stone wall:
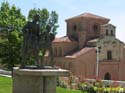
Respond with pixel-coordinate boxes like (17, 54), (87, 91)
(69, 48), (96, 80)
(99, 62), (119, 80)
(97, 37), (123, 61)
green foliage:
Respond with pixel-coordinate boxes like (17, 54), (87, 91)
(0, 1), (26, 70)
(57, 79), (68, 89)
(28, 8), (59, 35)
(0, 2), (59, 69)
(56, 87), (85, 93)
(27, 8), (59, 65)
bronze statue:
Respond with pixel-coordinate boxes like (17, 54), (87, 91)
(21, 14), (41, 68)
(21, 14), (55, 68)
(39, 24), (55, 66)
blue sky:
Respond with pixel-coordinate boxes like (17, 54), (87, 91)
(0, 0), (125, 42)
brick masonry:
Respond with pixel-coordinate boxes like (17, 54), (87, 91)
(45, 13), (125, 81)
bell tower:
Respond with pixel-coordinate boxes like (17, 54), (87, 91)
(101, 24), (116, 37)
(65, 13), (110, 49)
(65, 18), (87, 49)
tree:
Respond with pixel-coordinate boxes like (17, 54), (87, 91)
(28, 8), (59, 66)
(28, 8), (58, 34)
(0, 2), (26, 70)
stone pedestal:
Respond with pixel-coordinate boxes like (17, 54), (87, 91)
(13, 67), (69, 93)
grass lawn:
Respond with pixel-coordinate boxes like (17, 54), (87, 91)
(0, 76), (12, 93)
(0, 76), (85, 93)
(56, 87), (86, 93)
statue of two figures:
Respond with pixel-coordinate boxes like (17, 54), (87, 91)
(21, 14), (55, 68)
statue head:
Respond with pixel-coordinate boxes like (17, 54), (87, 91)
(33, 14), (40, 22)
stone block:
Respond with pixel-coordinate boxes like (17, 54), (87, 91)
(13, 67), (69, 93)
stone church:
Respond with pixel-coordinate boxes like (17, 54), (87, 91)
(45, 13), (125, 81)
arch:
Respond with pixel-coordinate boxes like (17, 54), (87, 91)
(58, 47), (62, 56)
(54, 48), (57, 56)
(73, 24), (77, 31)
(106, 29), (108, 35)
(107, 51), (112, 60)
(111, 30), (114, 36)
(93, 24), (99, 32)
(104, 72), (111, 80)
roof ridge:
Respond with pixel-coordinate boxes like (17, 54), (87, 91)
(53, 36), (77, 43)
(65, 12), (110, 21)
(66, 47), (94, 58)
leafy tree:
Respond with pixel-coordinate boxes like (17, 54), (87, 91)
(28, 8), (58, 34)
(0, 2), (26, 70)
(28, 8), (59, 66)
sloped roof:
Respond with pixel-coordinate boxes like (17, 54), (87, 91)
(45, 47), (94, 58)
(53, 36), (76, 43)
(66, 47), (94, 58)
(66, 13), (110, 21)
(87, 38), (99, 43)
(115, 38), (124, 44)
(86, 38), (98, 47)
(101, 24), (116, 28)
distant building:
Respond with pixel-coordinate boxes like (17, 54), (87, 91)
(45, 13), (125, 81)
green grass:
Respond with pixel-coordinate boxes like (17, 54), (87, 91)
(56, 87), (85, 93)
(0, 76), (12, 93)
(0, 76), (85, 93)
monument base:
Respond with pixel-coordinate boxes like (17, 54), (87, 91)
(13, 67), (69, 93)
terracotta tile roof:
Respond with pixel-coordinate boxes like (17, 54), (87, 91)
(53, 36), (76, 43)
(66, 13), (110, 21)
(66, 47), (94, 58)
(45, 47), (94, 58)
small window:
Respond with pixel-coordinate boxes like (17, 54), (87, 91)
(106, 29), (108, 35)
(54, 48), (57, 56)
(107, 51), (112, 60)
(93, 25), (98, 32)
(111, 30), (114, 36)
(104, 72), (111, 80)
(73, 25), (77, 31)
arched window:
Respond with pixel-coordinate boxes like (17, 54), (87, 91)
(104, 72), (111, 80)
(58, 47), (62, 56)
(73, 24), (77, 31)
(107, 51), (112, 60)
(111, 30), (114, 36)
(93, 25), (99, 32)
(106, 29), (108, 35)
